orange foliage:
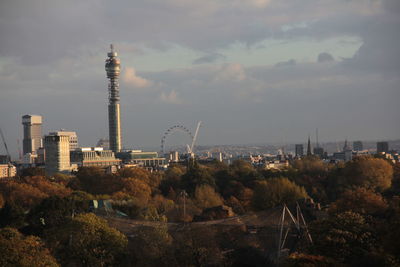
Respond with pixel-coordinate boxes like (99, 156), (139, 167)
(121, 178), (152, 205)
(329, 187), (388, 216)
(24, 176), (71, 198)
(0, 181), (47, 208)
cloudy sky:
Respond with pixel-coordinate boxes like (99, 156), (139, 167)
(0, 0), (399, 156)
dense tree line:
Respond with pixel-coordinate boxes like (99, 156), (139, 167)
(0, 155), (399, 266)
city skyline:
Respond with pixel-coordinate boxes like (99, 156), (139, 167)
(0, 0), (399, 156)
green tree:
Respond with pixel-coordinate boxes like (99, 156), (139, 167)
(252, 178), (308, 210)
(0, 227), (59, 267)
(48, 213), (128, 267)
(309, 211), (376, 264)
(27, 196), (80, 236)
(75, 167), (123, 195)
(181, 162), (215, 195)
(0, 202), (26, 229)
(128, 225), (172, 266)
(20, 167), (45, 177)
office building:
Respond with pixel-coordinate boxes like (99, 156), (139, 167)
(49, 130), (79, 151)
(44, 133), (71, 175)
(377, 141), (389, 154)
(105, 45), (122, 153)
(169, 151), (179, 162)
(353, 141), (363, 151)
(212, 152), (223, 162)
(0, 164), (16, 178)
(313, 147), (324, 158)
(295, 144), (304, 157)
(22, 115), (42, 155)
(70, 147), (120, 168)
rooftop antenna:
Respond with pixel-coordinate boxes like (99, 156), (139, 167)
(316, 128), (319, 148)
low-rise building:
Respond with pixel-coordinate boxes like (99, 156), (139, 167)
(70, 147), (121, 168)
(116, 150), (167, 170)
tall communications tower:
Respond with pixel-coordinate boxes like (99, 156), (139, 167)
(105, 44), (122, 153)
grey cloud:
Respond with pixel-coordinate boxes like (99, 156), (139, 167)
(275, 59), (296, 67)
(318, 52), (334, 63)
(192, 53), (226, 64)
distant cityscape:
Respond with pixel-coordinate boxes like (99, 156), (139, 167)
(0, 45), (399, 178)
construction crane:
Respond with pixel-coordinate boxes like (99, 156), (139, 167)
(187, 121), (202, 154)
(0, 128), (11, 163)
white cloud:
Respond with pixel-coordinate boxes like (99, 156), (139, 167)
(159, 90), (183, 104)
(123, 67), (152, 88)
(214, 63), (246, 82)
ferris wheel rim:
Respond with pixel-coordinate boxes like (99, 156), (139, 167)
(161, 124), (194, 154)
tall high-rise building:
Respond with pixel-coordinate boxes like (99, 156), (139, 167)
(44, 133), (71, 175)
(105, 44), (122, 153)
(295, 144), (304, 157)
(377, 141), (389, 154)
(22, 115), (42, 155)
(49, 130), (79, 151)
(353, 141), (363, 151)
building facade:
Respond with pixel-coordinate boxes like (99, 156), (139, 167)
(377, 141), (389, 154)
(44, 133), (71, 175)
(0, 164), (17, 178)
(22, 115), (42, 155)
(117, 150), (167, 170)
(295, 144), (304, 157)
(70, 147), (121, 168)
(353, 141), (363, 151)
(49, 130), (79, 151)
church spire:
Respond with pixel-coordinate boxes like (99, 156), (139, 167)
(307, 135), (312, 156)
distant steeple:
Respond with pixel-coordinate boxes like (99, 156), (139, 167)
(343, 139), (350, 151)
(307, 135), (312, 156)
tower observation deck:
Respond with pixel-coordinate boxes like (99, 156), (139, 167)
(105, 44), (122, 153)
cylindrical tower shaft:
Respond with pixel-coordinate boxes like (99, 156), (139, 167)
(105, 44), (122, 153)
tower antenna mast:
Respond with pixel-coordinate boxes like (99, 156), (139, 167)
(105, 44), (122, 153)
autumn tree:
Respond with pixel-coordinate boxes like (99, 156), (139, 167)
(329, 187), (388, 216)
(252, 178), (308, 210)
(0, 227), (59, 267)
(230, 160), (262, 184)
(0, 181), (47, 208)
(47, 213), (128, 267)
(342, 156), (393, 191)
(194, 184), (224, 209)
(121, 178), (152, 206)
(23, 176), (72, 198)
(128, 225), (172, 266)
(0, 192), (4, 208)
(292, 156), (328, 174)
